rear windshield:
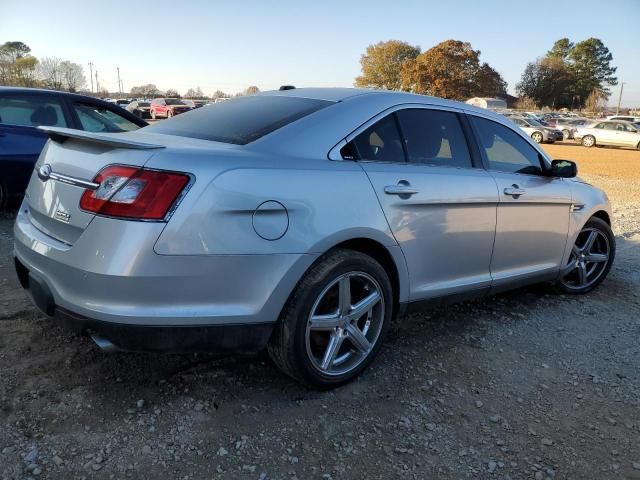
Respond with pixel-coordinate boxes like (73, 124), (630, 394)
(145, 95), (334, 144)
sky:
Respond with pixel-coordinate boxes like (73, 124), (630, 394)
(1, 0), (639, 106)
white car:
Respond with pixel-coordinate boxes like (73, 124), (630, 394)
(606, 115), (640, 123)
(575, 120), (640, 149)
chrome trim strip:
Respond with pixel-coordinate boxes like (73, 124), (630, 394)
(38, 164), (99, 190)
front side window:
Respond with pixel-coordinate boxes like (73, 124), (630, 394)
(471, 116), (544, 176)
(0, 95), (67, 127)
(74, 103), (141, 132)
(350, 114), (404, 162)
(396, 109), (472, 168)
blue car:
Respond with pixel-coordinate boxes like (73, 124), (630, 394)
(0, 87), (147, 208)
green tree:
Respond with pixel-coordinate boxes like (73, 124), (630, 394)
(401, 40), (506, 99)
(547, 38), (574, 61)
(0, 41), (39, 86)
(569, 38), (617, 102)
(516, 56), (575, 108)
(355, 40), (420, 90)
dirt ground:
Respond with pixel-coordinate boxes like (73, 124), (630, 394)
(1, 143), (639, 480)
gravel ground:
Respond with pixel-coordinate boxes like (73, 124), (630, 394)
(1, 144), (639, 480)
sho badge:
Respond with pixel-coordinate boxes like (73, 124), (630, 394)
(54, 209), (71, 223)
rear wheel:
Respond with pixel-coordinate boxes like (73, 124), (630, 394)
(531, 131), (543, 144)
(268, 249), (393, 388)
(562, 129), (571, 140)
(557, 217), (615, 294)
(582, 135), (596, 148)
(150, 109), (156, 120)
(167, 109), (173, 119)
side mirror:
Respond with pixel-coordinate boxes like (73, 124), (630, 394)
(551, 159), (577, 178)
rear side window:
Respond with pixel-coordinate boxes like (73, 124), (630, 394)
(145, 95), (333, 145)
(74, 103), (141, 133)
(471, 116), (544, 176)
(0, 95), (67, 127)
(396, 109), (472, 168)
(351, 114), (404, 162)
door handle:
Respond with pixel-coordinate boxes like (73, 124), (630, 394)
(384, 185), (419, 196)
(503, 184), (526, 197)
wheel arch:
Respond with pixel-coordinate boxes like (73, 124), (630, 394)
(591, 210), (611, 226)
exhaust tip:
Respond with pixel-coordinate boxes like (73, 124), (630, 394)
(90, 333), (120, 352)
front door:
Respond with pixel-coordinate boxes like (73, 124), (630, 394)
(469, 115), (571, 287)
(345, 106), (499, 301)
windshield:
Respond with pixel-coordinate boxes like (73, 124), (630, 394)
(166, 99), (185, 105)
(145, 95), (333, 144)
(138, 102), (150, 107)
(526, 118), (543, 126)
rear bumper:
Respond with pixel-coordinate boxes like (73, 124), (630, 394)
(14, 203), (318, 332)
(15, 255), (274, 352)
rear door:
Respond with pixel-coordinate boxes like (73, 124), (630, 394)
(469, 115), (571, 287)
(350, 105), (498, 301)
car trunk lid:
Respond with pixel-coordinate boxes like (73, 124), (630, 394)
(25, 127), (165, 245)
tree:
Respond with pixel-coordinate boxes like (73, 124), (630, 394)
(130, 84), (162, 98)
(516, 56), (574, 108)
(185, 86), (205, 98)
(355, 40), (420, 90)
(211, 89), (230, 99)
(38, 56), (64, 89)
(0, 41), (39, 86)
(165, 88), (180, 98)
(547, 38), (574, 61)
(244, 85), (260, 95)
(59, 61), (86, 92)
(569, 38), (617, 101)
(515, 96), (537, 110)
(584, 87), (606, 113)
(401, 39), (506, 99)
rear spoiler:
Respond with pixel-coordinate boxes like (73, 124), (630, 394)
(38, 126), (165, 150)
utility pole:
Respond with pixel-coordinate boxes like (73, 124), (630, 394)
(117, 67), (121, 96)
(616, 82), (625, 115)
(88, 62), (94, 93)
(95, 70), (99, 95)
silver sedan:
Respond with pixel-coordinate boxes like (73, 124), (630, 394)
(14, 88), (615, 388)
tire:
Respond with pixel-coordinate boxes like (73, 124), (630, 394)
(150, 109), (156, 120)
(582, 135), (596, 148)
(531, 131), (543, 144)
(562, 129), (571, 140)
(556, 217), (615, 294)
(268, 248), (393, 389)
(167, 109), (173, 119)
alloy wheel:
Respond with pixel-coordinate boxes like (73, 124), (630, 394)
(532, 132), (543, 143)
(305, 271), (385, 377)
(560, 227), (610, 291)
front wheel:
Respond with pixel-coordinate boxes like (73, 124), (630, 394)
(562, 129), (571, 140)
(556, 217), (615, 294)
(582, 135), (596, 148)
(167, 109), (173, 118)
(531, 131), (544, 144)
(150, 110), (156, 120)
(268, 249), (393, 388)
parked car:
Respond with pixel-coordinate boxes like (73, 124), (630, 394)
(575, 120), (640, 149)
(149, 98), (191, 119)
(182, 99), (196, 109)
(550, 118), (590, 140)
(509, 116), (561, 143)
(14, 88), (615, 388)
(109, 99), (131, 110)
(0, 87), (147, 208)
(126, 100), (152, 119)
(606, 115), (640, 123)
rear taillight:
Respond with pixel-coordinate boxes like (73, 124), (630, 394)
(80, 165), (190, 220)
